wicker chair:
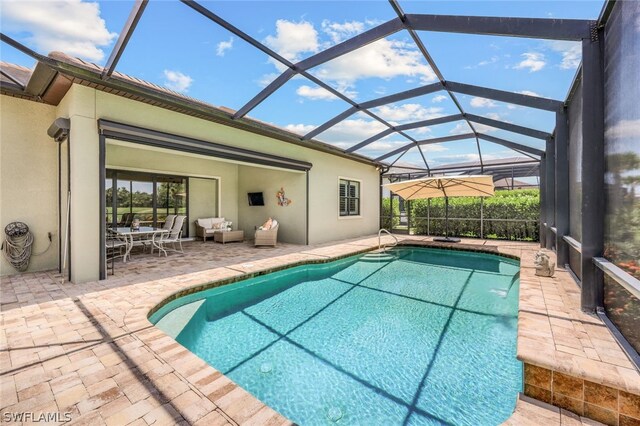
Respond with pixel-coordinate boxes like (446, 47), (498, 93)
(254, 223), (279, 247)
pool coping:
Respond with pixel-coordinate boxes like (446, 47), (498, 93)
(120, 237), (638, 424)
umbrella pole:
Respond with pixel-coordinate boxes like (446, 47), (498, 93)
(445, 196), (449, 238)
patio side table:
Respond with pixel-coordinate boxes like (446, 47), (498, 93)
(214, 230), (244, 244)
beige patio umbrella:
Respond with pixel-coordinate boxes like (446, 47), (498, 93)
(383, 175), (495, 242)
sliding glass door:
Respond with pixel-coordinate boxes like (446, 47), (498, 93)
(106, 170), (189, 236)
(156, 176), (187, 229)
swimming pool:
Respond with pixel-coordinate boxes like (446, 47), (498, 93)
(151, 247), (522, 425)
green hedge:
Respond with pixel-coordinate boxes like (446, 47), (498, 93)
(383, 189), (540, 241)
(381, 197), (400, 229)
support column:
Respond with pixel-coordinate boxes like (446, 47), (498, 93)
(539, 155), (546, 248)
(580, 26), (605, 312)
(545, 136), (556, 250)
(555, 108), (570, 267)
(69, 116), (100, 283)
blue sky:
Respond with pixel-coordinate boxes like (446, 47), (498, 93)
(1, 0), (605, 169)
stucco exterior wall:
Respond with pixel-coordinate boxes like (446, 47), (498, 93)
(0, 96), (59, 276)
(92, 88), (380, 244)
(237, 166), (307, 245)
(2, 83), (380, 281)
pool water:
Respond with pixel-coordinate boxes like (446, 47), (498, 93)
(151, 247), (522, 425)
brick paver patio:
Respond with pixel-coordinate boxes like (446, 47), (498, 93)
(1, 235), (637, 425)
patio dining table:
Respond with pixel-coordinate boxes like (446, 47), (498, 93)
(111, 227), (169, 262)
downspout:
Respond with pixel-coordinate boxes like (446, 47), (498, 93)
(99, 133), (106, 280)
(67, 133), (71, 282)
(379, 168), (383, 229)
(58, 140), (62, 272)
(47, 118), (70, 277)
(379, 166), (389, 229)
(306, 170), (309, 245)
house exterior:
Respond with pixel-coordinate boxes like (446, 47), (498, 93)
(0, 53), (381, 283)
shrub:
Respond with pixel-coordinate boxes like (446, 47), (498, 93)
(384, 189), (540, 241)
(381, 197), (400, 229)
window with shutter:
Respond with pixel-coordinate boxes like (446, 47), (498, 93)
(339, 179), (360, 216)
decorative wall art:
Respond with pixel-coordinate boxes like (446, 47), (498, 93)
(276, 187), (292, 206)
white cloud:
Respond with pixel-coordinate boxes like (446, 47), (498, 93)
(261, 20), (435, 96)
(284, 123), (316, 135)
(374, 104), (443, 123)
(361, 141), (404, 151)
(449, 122), (474, 135)
(314, 39), (437, 87)
(357, 140), (412, 153)
(432, 95), (448, 103)
(288, 113), (404, 150)
(360, 140), (447, 157)
(1, 0), (117, 62)
(264, 19), (319, 63)
(296, 85), (339, 101)
(412, 127), (432, 136)
(506, 91), (541, 110)
(474, 123), (500, 133)
(605, 119), (640, 139)
(430, 153), (507, 166)
(286, 117), (449, 159)
(323, 117), (389, 143)
(321, 20), (365, 44)
(163, 70), (193, 93)
(216, 37), (233, 56)
(421, 144), (448, 153)
(374, 87), (387, 95)
(514, 52), (546, 72)
(464, 55), (499, 69)
(470, 97), (498, 108)
(286, 115), (387, 146)
(432, 153), (483, 163)
(450, 115), (500, 134)
(484, 112), (502, 120)
(546, 41), (581, 70)
(257, 73), (280, 88)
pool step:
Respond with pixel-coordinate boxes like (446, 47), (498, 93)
(361, 251), (398, 262)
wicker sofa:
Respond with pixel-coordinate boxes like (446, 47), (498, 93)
(195, 217), (228, 242)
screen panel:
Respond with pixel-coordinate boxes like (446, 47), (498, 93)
(567, 77), (583, 279)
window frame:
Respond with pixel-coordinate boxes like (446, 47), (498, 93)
(338, 177), (362, 219)
(106, 168), (190, 237)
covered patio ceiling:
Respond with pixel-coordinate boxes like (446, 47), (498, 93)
(0, 0), (605, 176)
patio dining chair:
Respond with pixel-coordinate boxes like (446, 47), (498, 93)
(162, 215), (177, 231)
(149, 215), (177, 254)
(106, 234), (127, 275)
(156, 215), (186, 256)
(119, 212), (134, 227)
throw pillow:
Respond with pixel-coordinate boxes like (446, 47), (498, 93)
(270, 219), (278, 230)
(262, 218), (272, 229)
